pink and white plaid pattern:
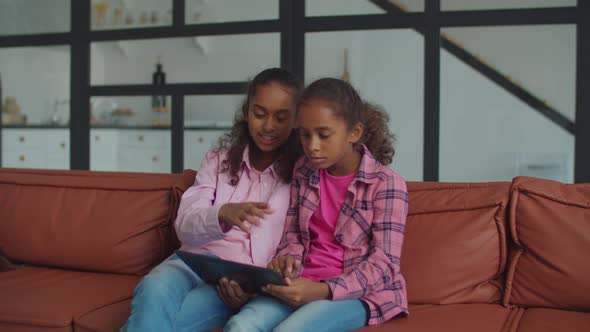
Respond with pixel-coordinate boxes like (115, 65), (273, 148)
(276, 146), (409, 325)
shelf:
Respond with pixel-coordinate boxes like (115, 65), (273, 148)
(1, 125), (232, 131)
(0, 125), (69, 129)
(184, 126), (231, 131)
(91, 125), (172, 130)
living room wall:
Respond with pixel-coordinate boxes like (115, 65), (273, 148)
(0, 0), (586, 183)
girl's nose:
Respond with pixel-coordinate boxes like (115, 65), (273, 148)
(309, 136), (320, 151)
(263, 118), (274, 132)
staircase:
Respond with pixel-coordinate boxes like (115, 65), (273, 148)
(369, 0), (575, 134)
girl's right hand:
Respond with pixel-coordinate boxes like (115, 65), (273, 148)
(268, 256), (301, 278)
(217, 278), (254, 310)
(218, 202), (273, 233)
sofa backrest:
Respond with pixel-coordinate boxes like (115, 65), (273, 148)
(503, 176), (590, 311)
(0, 168), (195, 275)
(402, 181), (510, 305)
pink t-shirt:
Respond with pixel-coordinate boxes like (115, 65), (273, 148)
(301, 169), (356, 281)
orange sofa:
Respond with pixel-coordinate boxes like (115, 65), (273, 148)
(0, 168), (588, 332)
(0, 168), (195, 332)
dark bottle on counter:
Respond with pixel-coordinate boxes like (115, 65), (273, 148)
(151, 61), (170, 126)
(151, 61), (166, 112)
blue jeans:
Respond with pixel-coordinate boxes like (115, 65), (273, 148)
(224, 295), (368, 332)
(121, 254), (233, 332)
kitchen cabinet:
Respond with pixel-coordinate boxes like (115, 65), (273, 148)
(118, 130), (171, 173)
(1, 129), (69, 169)
(91, 129), (171, 173)
(90, 129), (119, 171)
(184, 129), (227, 170)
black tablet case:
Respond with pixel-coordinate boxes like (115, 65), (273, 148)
(176, 250), (286, 293)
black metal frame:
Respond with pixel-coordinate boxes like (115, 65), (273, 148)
(70, 0), (91, 170)
(280, 0), (305, 80)
(575, 2), (589, 183)
(423, 0), (441, 181)
(0, 0), (587, 182)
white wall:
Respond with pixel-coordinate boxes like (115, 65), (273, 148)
(441, 0), (576, 11)
(440, 49), (574, 182)
(305, 0), (384, 16)
(186, 0), (277, 23)
(305, 26), (575, 182)
(386, 0), (574, 12)
(0, 46), (70, 125)
(0, 0), (70, 35)
(90, 33), (278, 126)
(443, 25), (576, 121)
(306, 30), (425, 181)
(305, 0), (577, 15)
(184, 94), (243, 127)
(91, 33), (279, 85)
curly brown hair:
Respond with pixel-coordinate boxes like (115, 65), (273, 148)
(217, 68), (302, 185)
(298, 78), (395, 165)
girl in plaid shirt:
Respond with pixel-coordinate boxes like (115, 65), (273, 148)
(225, 78), (409, 332)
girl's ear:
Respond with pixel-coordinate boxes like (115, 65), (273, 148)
(348, 122), (364, 144)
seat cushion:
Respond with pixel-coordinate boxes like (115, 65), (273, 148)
(516, 308), (590, 332)
(504, 176), (590, 311)
(0, 168), (195, 275)
(355, 304), (514, 332)
(402, 182), (510, 304)
(74, 300), (131, 332)
(0, 267), (139, 332)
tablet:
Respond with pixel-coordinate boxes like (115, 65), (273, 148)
(176, 250), (287, 293)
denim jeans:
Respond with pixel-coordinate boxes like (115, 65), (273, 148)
(224, 295), (368, 332)
(120, 254), (233, 332)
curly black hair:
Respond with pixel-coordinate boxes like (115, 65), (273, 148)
(298, 78), (395, 165)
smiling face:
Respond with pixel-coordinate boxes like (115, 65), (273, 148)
(297, 98), (363, 176)
(246, 82), (297, 156)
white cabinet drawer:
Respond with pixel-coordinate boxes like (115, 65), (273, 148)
(118, 130), (171, 173)
(2, 149), (47, 169)
(2, 129), (50, 150)
(91, 129), (119, 146)
(90, 129), (119, 171)
(118, 148), (170, 173)
(119, 130), (170, 149)
(46, 153), (70, 170)
(1, 129), (69, 169)
(184, 130), (227, 170)
(46, 137), (69, 154)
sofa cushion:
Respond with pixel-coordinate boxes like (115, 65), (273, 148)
(503, 176), (590, 311)
(401, 182), (510, 305)
(0, 168), (195, 275)
(0, 267), (139, 332)
(356, 304), (514, 332)
(74, 300), (131, 332)
(515, 308), (590, 332)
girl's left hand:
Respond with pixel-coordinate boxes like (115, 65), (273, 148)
(262, 278), (331, 307)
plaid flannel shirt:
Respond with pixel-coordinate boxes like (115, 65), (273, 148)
(276, 146), (409, 325)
